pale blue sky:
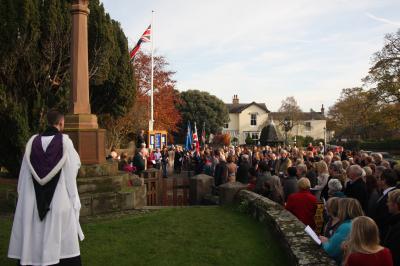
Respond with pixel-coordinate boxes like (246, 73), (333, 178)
(101, 0), (400, 111)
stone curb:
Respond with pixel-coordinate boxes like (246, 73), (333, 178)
(237, 190), (336, 266)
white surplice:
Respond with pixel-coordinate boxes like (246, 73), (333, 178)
(8, 134), (84, 266)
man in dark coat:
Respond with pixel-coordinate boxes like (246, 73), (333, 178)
(374, 169), (398, 240)
(136, 130), (146, 149)
(133, 148), (145, 175)
(267, 153), (277, 176)
(236, 154), (251, 184)
(283, 166), (299, 201)
(174, 147), (183, 174)
(344, 165), (368, 212)
(275, 150), (292, 176)
(214, 154), (228, 187)
(255, 161), (271, 194)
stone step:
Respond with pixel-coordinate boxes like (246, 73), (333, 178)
(77, 174), (128, 194)
(78, 160), (119, 178)
(202, 194), (219, 205)
(80, 186), (146, 217)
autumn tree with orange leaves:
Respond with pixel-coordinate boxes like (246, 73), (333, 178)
(132, 52), (182, 135)
(99, 52), (181, 148)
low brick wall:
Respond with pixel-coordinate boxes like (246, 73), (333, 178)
(237, 190), (336, 266)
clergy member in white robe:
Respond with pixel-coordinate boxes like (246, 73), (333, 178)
(8, 110), (84, 266)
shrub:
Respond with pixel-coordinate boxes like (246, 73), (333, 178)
(245, 135), (255, 145)
(360, 139), (400, 151)
(303, 136), (314, 146)
(212, 133), (231, 146)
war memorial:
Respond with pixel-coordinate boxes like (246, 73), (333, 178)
(1, 0), (400, 265)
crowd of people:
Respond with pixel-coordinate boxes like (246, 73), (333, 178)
(110, 140), (400, 266)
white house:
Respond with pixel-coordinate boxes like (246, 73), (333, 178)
(270, 107), (327, 141)
(223, 95), (270, 144)
(223, 95), (327, 145)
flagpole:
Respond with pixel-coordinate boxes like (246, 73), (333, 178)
(203, 121), (206, 146)
(149, 10), (155, 132)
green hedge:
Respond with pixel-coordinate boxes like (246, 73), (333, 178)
(333, 139), (400, 151)
(360, 139), (400, 151)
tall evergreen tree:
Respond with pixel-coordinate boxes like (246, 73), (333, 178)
(0, 0), (135, 176)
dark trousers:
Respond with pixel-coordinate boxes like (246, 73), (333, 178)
(174, 164), (182, 174)
(162, 163), (168, 177)
(18, 256), (82, 266)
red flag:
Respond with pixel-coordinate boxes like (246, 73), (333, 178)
(130, 25), (151, 60)
(193, 123), (200, 152)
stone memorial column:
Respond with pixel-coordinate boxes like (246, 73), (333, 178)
(64, 0), (105, 164)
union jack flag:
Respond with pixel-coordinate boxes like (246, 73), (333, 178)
(193, 122), (200, 152)
(130, 25), (151, 60)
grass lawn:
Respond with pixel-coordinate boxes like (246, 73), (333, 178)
(0, 183), (16, 193)
(1, 206), (290, 266)
(0, 183), (16, 214)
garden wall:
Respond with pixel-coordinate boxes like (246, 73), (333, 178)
(237, 190), (336, 266)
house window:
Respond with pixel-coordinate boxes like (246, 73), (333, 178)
(224, 123), (229, 129)
(251, 132), (259, 140)
(250, 114), (257, 126)
(304, 122), (311, 131)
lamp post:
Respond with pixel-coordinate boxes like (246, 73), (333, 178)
(283, 117), (293, 147)
(323, 126), (327, 155)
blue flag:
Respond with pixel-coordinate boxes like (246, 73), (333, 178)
(185, 121), (192, 151)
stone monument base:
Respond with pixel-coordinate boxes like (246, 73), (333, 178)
(64, 113), (99, 129)
(77, 161), (146, 216)
(64, 128), (106, 165)
(64, 113), (106, 165)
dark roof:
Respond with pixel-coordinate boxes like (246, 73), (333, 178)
(226, 102), (270, 113)
(262, 121), (284, 144)
(269, 111), (325, 120)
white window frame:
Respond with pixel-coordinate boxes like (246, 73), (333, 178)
(250, 114), (257, 126)
(304, 121), (312, 132)
(244, 131), (259, 141)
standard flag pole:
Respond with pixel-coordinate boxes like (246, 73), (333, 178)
(202, 122), (206, 146)
(149, 10), (155, 131)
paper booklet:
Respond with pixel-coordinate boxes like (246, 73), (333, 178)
(305, 225), (322, 245)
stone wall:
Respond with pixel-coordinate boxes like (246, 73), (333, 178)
(237, 190), (336, 266)
(78, 161), (146, 216)
(189, 174), (214, 205)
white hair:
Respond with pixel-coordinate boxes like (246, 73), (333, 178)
(328, 179), (342, 192)
(348, 165), (364, 178)
(241, 154), (249, 160)
(296, 164), (307, 173)
(371, 153), (383, 161)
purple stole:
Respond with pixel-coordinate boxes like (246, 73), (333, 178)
(30, 129), (63, 220)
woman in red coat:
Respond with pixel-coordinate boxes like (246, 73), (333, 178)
(285, 177), (317, 229)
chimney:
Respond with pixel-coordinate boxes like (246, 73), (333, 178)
(232, 94), (239, 105)
(321, 104), (325, 115)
